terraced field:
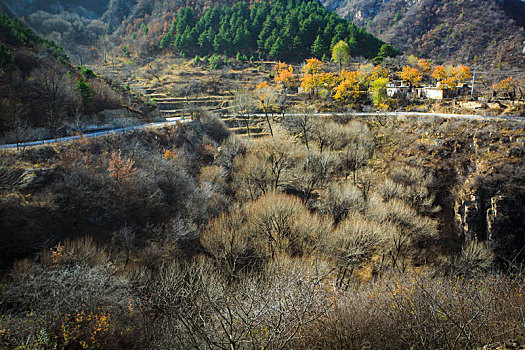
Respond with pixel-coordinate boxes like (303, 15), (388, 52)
(95, 60), (286, 138)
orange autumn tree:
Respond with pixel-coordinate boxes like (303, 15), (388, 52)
(453, 65), (472, 82)
(432, 65), (472, 90)
(300, 58), (326, 96)
(273, 61), (295, 90)
(431, 65), (447, 82)
(493, 77), (520, 100)
(399, 65), (423, 87)
(334, 70), (362, 102)
(416, 59), (431, 75)
(108, 151), (136, 183)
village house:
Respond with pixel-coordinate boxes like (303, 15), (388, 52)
(387, 81), (411, 98)
(388, 80), (472, 100)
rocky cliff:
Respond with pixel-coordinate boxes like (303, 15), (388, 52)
(321, 0), (525, 68)
(455, 165), (525, 261)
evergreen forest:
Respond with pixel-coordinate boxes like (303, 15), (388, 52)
(159, 0), (398, 61)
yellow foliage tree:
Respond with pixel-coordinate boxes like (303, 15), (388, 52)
(493, 77), (520, 100)
(399, 65), (422, 86)
(301, 58), (325, 75)
(371, 65), (389, 80)
(274, 62), (295, 89)
(431, 65), (447, 82)
(333, 70), (362, 102)
(416, 59), (431, 74)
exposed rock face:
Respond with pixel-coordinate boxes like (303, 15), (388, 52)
(455, 176), (525, 258)
(321, 0), (525, 68)
(17, 167), (55, 190)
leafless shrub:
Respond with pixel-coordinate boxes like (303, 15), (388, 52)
(196, 112), (231, 144)
(338, 121), (375, 183)
(142, 257), (334, 349)
(90, 79), (121, 110)
(233, 134), (304, 200)
(287, 150), (339, 203)
(215, 135), (248, 174)
(379, 165), (440, 214)
(325, 213), (386, 288)
(2, 260), (130, 348)
(317, 181), (366, 224)
(40, 236), (110, 268)
(0, 155), (20, 192)
(288, 210), (334, 256)
(368, 194), (439, 270)
(454, 240), (495, 276)
(298, 272), (525, 350)
(244, 192), (308, 257)
(201, 205), (267, 278)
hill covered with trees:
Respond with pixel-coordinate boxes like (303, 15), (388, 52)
(159, 0), (398, 61)
(0, 0), (398, 64)
(321, 0), (525, 69)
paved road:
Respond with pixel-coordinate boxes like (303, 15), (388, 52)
(1, 112), (523, 150)
(0, 117), (189, 150)
(247, 111), (525, 121)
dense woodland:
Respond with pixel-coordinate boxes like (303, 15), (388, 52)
(159, 0), (397, 61)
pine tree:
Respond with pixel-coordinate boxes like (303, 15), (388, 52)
(311, 35), (325, 58)
(269, 37), (285, 59)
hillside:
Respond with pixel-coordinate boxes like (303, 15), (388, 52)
(321, 0), (525, 68)
(0, 0), (240, 62)
(0, 12), (152, 145)
(8, 0), (109, 18)
(157, 0), (396, 62)
(1, 106), (525, 348)
(0, 0), (397, 63)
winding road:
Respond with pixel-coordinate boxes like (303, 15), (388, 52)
(1, 112), (523, 150)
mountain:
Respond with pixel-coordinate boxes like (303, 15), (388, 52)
(1, 0), (396, 63)
(0, 0), (240, 62)
(321, 0), (525, 68)
(5, 0), (110, 18)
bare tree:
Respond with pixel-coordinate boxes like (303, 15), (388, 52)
(317, 181), (366, 224)
(289, 150), (338, 203)
(233, 133), (304, 199)
(283, 107), (316, 150)
(31, 67), (75, 139)
(367, 194), (438, 270)
(3, 87), (28, 149)
(325, 213), (386, 288)
(232, 89), (256, 138)
(201, 205), (266, 279)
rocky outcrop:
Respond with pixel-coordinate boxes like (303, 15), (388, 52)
(321, 0), (525, 68)
(455, 176), (525, 259)
(17, 167), (55, 191)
